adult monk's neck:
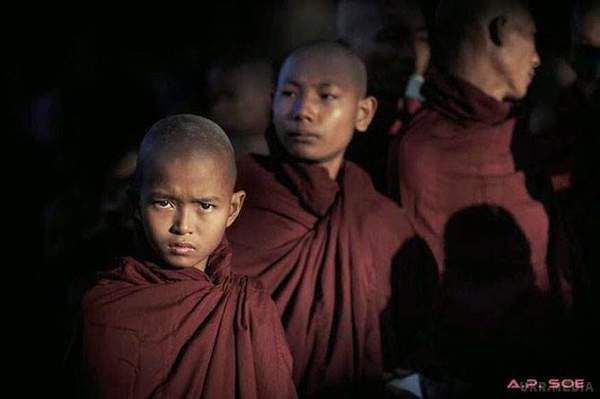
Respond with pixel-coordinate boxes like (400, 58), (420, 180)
(319, 156), (344, 180)
(450, 57), (507, 102)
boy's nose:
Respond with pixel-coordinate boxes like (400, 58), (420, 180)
(170, 208), (193, 235)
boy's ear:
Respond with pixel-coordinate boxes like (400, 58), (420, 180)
(489, 15), (508, 47)
(226, 190), (246, 227)
(355, 96), (378, 132)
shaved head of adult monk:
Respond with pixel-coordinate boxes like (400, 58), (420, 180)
(133, 114), (245, 271)
(434, 0), (541, 101)
(272, 41), (378, 180)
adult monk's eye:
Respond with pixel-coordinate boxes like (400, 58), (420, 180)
(281, 89), (296, 97)
(199, 202), (216, 211)
(321, 93), (338, 101)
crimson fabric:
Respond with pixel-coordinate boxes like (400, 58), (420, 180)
(389, 71), (573, 303)
(384, 71), (586, 389)
(388, 97), (423, 136)
(80, 239), (297, 399)
(228, 155), (414, 396)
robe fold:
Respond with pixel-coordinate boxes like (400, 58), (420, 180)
(389, 70), (574, 303)
(387, 70), (580, 384)
(229, 155), (414, 396)
(80, 238), (297, 399)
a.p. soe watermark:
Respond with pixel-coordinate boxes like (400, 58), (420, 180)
(507, 378), (594, 393)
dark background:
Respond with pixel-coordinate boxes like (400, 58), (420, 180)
(6, 1), (586, 395)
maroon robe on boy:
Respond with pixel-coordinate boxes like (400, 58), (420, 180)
(228, 154), (414, 396)
(80, 239), (297, 399)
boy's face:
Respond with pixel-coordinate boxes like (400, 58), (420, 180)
(273, 52), (375, 171)
(139, 154), (244, 271)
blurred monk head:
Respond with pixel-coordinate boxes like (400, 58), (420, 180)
(435, 0), (541, 101)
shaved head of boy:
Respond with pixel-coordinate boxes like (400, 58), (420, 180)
(79, 114), (297, 399)
(272, 41), (377, 179)
(133, 114), (245, 271)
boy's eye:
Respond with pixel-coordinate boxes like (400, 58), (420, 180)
(153, 200), (173, 209)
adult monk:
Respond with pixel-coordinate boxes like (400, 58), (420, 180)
(389, 0), (575, 301)
(228, 41), (415, 397)
(336, 0), (431, 191)
(388, 0), (583, 388)
(77, 115), (297, 399)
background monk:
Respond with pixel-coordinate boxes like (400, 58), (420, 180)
(388, 0), (586, 390)
(203, 52), (273, 157)
(336, 0), (431, 191)
(227, 41), (415, 397)
(75, 115), (297, 398)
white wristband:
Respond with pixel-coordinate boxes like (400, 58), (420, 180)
(404, 74), (425, 101)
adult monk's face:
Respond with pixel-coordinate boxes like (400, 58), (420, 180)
(139, 154), (244, 271)
(273, 52), (368, 169)
(499, 11), (540, 99)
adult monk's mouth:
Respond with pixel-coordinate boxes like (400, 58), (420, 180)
(168, 242), (196, 255)
(287, 131), (320, 143)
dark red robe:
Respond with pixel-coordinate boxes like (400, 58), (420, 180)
(228, 155), (415, 396)
(387, 71), (580, 384)
(389, 71), (573, 303)
(80, 239), (297, 399)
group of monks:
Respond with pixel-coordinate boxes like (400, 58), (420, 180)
(72, 0), (596, 398)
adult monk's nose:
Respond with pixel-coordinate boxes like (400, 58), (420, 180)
(292, 92), (316, 122)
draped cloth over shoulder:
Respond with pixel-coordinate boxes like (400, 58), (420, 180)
(229, 155), (414, 396)
(80, 239), (297, 399)
(390, 70), (574, 303)
(387, 70), (580, 384)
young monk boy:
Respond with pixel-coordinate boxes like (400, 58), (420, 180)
(77, 114), (297, 399)
(227, 41), (415, 397)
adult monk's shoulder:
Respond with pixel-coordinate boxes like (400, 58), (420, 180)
(345, 161), (414, 245)
(236, 154), (278, 187)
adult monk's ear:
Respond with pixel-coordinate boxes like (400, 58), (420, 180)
(226, 190), (246, 227)
(355, 96), (378, 132)
(489, 15), (508, 47)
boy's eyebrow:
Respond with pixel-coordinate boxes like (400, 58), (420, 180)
(149, 190), (176, 198)
(148, 191), (222, 203)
